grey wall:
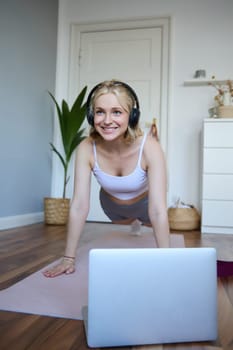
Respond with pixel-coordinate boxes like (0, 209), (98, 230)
(0, 0), (58, 217)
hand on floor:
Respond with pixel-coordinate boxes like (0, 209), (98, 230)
(43, 257), (75, 278)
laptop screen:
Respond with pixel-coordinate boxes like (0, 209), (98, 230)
(83, 247), (217, 348)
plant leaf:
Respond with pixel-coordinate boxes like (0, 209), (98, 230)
(65, 87), (87, 153)
(48, 86), (88, 197)
(71, 86), (88, 116)
(48, 92), (65, 142)
(50, 143), (66, 170)
(61, 99), (71, 156)
(66, 128), (86, 163)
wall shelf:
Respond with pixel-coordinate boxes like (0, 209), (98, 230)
(184, 79), (231, 86)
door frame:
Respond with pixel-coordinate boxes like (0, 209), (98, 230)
(68, 17), (171, 153)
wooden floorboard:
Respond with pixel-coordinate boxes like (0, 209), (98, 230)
(0, 223), (232, 350)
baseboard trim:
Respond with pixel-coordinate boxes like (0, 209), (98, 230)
(0, 212), (44, 230)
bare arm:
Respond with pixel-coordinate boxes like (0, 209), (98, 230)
(145, 135), (170, 248)
(43, 139), (92, 277)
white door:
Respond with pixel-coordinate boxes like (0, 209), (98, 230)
(68, 20), (169, 221)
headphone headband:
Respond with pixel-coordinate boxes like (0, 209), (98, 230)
(86, 80), (140, 128)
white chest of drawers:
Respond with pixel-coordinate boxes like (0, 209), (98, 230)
(201, 118), (233, 234)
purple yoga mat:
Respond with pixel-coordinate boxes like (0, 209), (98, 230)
(0, 230), (184, 320)
(217, 260), (233, 277)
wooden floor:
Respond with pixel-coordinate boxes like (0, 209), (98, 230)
(0, 222), (233, 350)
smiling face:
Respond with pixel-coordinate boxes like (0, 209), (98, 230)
(93, 93), (130, 141)
(89, 80), (142, 143)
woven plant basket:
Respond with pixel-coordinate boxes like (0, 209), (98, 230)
(168, 207), (200, 231)
(44, 198), (70, 225)
(218, 106), (233, 118)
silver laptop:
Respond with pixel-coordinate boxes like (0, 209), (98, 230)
(82, 247), (217, 348)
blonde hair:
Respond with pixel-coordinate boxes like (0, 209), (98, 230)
(89, 80), (142, 143)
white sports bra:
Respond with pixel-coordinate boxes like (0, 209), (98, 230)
(92, 133), (148, 200)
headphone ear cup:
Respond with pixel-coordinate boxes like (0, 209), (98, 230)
(129, 108), (140, 128)
(87, 108), (94, 126)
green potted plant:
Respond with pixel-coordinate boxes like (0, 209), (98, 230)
(44, 86), (87, 225)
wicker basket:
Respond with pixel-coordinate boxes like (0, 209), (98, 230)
(44, 198), (70, 225)
(168, 207), (200, 231)
(218, 106), (233, 118)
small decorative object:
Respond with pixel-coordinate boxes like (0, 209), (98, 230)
(208, 107), (218, 118)
(209, 79), (233, 118)
(194, 69), (206, 79)
(149, 118), (159, 140)
(44, 86), (87, 225)
(168, 198), (200, 231)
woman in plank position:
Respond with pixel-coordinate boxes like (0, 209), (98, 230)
(43, 80), (170, 277)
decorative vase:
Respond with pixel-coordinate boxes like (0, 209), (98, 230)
(223, 92), (231, 106)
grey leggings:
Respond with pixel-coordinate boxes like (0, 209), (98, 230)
(99, 188), (150, 224)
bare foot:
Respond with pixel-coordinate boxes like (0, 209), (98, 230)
(130, 219), (142, 236)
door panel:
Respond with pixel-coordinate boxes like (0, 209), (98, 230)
(80, 28), (162, 129)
